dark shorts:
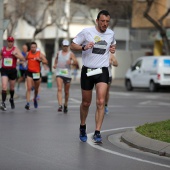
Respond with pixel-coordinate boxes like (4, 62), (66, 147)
(27, 70), (41, 81)
(19, 70), (27, 78)
(56, 76), (72, 84)
(108, 76), (112, 85)
(81, 66), (109, 90)
(1, 68), (17, 80)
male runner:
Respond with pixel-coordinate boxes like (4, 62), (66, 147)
(0, 36), (24, 111)
(71, 10), (116, 143)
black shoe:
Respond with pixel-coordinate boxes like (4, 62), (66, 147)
(63, 105), (68, 113)
(25, 104), (30, 110)
(9, 98), (15, 109)
(58, 105), (62, 112)
(34, 98), (38, 108)
(92, 133), (102, 143)
(0, 102), (7, 111)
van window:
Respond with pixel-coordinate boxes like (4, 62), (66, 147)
(132, 60), (142, 71)
(163, 59), (170, 67)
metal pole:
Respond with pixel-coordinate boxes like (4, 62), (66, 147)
(0, 0), (4, 50)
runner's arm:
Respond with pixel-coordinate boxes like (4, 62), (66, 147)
(70, 52), (78, 65)
(40, 52), (48, 64)
(12, 47), (25, 61)
(70, 42), (94, 51)
(110, 53), (118, 67)
(53, 53), (58, 69)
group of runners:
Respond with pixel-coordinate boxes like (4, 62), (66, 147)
(0, 10), (117, 144)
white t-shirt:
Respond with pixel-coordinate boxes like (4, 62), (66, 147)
(73, 27), (116, 68)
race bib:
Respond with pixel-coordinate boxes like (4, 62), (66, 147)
(59, 69), (68, 75)
(33, 73), (40, 79)
(4, 58), (13, 66)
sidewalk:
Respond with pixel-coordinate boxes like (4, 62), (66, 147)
(121, 128), (170, 157)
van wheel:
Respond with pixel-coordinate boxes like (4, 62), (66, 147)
(149, 81), (157, 92)
(125, 79), (133, 91)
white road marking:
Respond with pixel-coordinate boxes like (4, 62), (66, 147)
(87, 127), (170, 168)
(69, 98), (81, 103)
(139, 100), (151, 105)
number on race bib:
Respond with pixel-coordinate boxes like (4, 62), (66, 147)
(4, 58), (13, 66)
(59, 69), (68, 75)
(33, 73), (40, 79)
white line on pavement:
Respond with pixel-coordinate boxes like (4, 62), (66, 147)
(87, 127), (170, 168)
(69, 98), (81, 103)
(139, 100), (151, 105)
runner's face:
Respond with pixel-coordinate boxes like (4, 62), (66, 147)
(30, 44), (37, 53)
(7, 41), (14, 48)
(96, 14), (110, 33)
(62, 45), (69, 52)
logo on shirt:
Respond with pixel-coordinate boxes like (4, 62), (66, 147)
(94, 36), (101, 42)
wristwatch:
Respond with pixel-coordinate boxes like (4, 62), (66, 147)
(82, 45), (86, 51)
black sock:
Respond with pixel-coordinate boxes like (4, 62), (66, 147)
(2, 90), (7, 102)
(80, 124), (86, 129)
(94, 130), (100, 135)
(10, 90), (14, 99)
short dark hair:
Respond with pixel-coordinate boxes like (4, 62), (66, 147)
(30, 42), (37, 46)
(97, 10), (110, 20)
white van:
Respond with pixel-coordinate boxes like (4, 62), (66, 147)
(125, 56), (170, 92)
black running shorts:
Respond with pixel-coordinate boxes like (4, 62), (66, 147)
(27, 70), (41, 81)
(1, 68), (17, 80)
(19, 70), (27, 78)
(81, 66), (109, 90)
(56, 76), (72, 84)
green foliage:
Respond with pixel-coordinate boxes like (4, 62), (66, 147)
(136, 120), (170, 143)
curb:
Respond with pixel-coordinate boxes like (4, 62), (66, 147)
(121, 128), (170, 157)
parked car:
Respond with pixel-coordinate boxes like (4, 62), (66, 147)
(125, 56), (170, 92)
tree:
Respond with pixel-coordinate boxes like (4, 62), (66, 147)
(143, 0), (170, 55)
(71, 0), (132, 29)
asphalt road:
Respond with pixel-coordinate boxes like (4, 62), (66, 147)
(0, 82), (170, 170)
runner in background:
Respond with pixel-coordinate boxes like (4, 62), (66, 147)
(105, 53), (118, 114)
(0, 36), (24, 111)
(17, 44), (28, 91)
(53, 39), (78, 113)
(25, 42), (48, 110)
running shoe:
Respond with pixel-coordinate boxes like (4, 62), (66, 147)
(105, 106), (108, 114)
(92, 133), (102, 143)
(0, 102), (7, 111)
(9, 98), (15, 109)
(79, 128), (87, 142)
(58, 105), (62, 112)
(34, 98), (38, 108)
(25, 104), (30, 110)
(63, 105), (68, 113)
(36, 95), (40, 100)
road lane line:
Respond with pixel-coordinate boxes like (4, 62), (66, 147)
(87, 127), (170, 168)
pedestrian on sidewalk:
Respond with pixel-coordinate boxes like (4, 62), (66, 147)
(53, 39), (78, 113)
(105, 53), (118, 115)
(0, 36), (24, 111)
(70, 10), (116, 143)
(25, 42), (48, 110)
